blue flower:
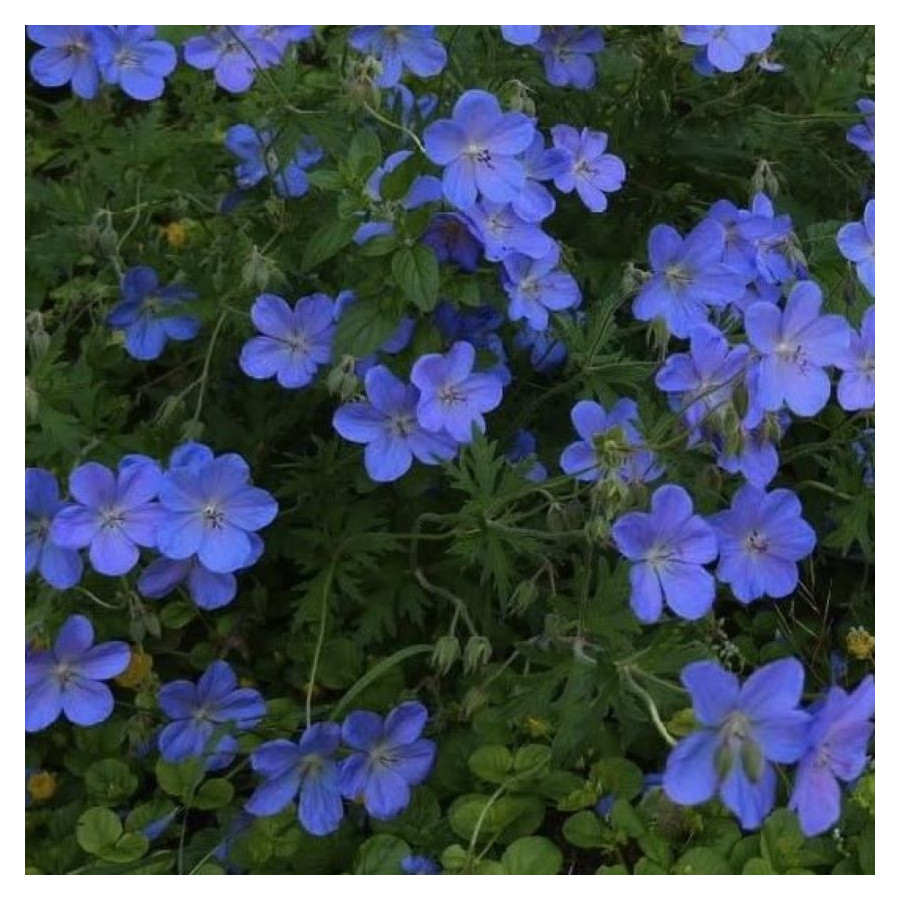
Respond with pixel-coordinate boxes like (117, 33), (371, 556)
(835, 306), (875, 411)
(354, 150), (442, 244)
(423, 89), (535, 209)
(246, 723), (344, 835)
(501, 247), (581, 330)
(239, 293), (336, 389)
(535, 27), (604, 89)
(464, 200), (555, 262)
(411, 341), (505, 442)
(632, 220), (747, 338)
(225, 125), (323, 198)
(107, 266), (200, 361)
(27, 26), (102, 98)
(349, 27), (447, 88)
(789, 676), (874, 836)
(714, 412), (788, 489)
(611, 484), (718, 622)
(551, 126), (625, 213)
(25, 615), (129, 732)
(711, 486), (816, 604)
(401, 855), (441, 874)
(514, 322), (568, 371)
(655, 324), (750, 437)
(183, 27), (281, 93)
(506, 430), (548, 483)
(158, 661), (266, 770)
(138, 534), (264, 611)
(334, 365), (458, 483)
(512, 133), (569, 222)
(500, 26), (542, 47)
(837, 199), (875, 297)
(846, 98), (874, 162)
(421, 213), (482, 271)
(681, 27), (777, 74)
(26, 468), (83, 590)
(560, 399), (660, 485)
(432, 303), (512, 385)
(256, 26), (314, 57)
(745, 281), (850, 417)
(664, 658), (810, 830)
(50, 459), (162, 576)
(157, 452), (277, 574)
(339, 702), (436, 820)
(93, 26), (176, 101)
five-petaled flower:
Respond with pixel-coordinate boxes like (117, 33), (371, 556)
(664, 657), (810, 830)
(246, 722), (344, 835)
(26, 615), (130, 732)
(157, 452), (278, 574)
(107, 266), (200, 361)
(836, 199), (875, 297)
(423, 89), (535, 209)
(789, 675), (874, 837)
(411, 341), (505, 442)
(339, 702), (436, 820)
(611, 484), (718, 622)
(551, 125), (625, 213)
(50, 459), (162, 576)
(240, 293), (336, 389)
(348, 26), (447, 88)
(711, 485), (816, 603)
(333, 365), (458, 482)
(835, 305), (875, 412)
(158, 661), (266, 770)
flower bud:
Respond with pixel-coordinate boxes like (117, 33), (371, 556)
(463, 635), (492, 674)
(431, 634), (461, 675)
(27, 771), (57, 803)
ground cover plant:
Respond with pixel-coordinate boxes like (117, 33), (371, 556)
(25, 25), (875, 875)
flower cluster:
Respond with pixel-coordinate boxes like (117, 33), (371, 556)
(664, 657), (874, 837)
(25, 444), (277, 611)
(246, 701), (435, 833)
(612, 482), (816, 621)
(501, 26), (605, 90)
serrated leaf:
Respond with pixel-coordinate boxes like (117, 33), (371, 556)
(392, 244), (439, 311)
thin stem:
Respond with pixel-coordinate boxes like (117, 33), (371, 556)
(619, 665), (676, 747)
(191, 309), (230, 427)
(306, 558), (337, 729)
(361, 100), (425, 153)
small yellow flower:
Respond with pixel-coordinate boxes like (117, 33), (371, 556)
(161, 221), (188, 248)
(116, 648), (154, 689)
(27, 771), (57, 803)
(846, 627), (875, 661)
(523, 716), (553, 738)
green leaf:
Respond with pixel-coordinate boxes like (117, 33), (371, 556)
(333, 296), (403, 358)
(301, 216), (361, 273)
(858, 821), (875, 874)
(160, 600), (197, 630)
(193, 778), (235, 810)
(609, 799), (645, 838)
(347, 129), (382, 180)
(562, 810), (605, 849)
(597, 864), (629, 874)
(84, 758), (138, 805)
(743, 858), (776, 874)
(155, 758), (204, 801)
(101, 832), (150, 864)
(448, 792), (544, 844)
(379, 154), (423, 202)
(392, 245), (439, 311)
(501, 836), (563, 875)
(672, 848), (734, 875)
(306, 169), (344, 190)
(76, 807), (122, 855)
(354, 835), (410, 874)
(514, 743), (552, 776)
(467, 745), (513, 784)
(591, 757), (644, 800)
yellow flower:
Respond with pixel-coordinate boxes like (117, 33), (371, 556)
(161, 221), (188, 248)
(846, 627), (875, 661)
(523, 716), (553, 738)
(27, 771), (57, 802)
(116, 648), (154, 689)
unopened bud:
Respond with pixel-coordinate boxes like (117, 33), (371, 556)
(431, 635), (461, 675)
(510, 580), (538, 615)
(463, 635), (492, 674)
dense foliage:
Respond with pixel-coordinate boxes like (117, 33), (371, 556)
(25, 25), (874, 875)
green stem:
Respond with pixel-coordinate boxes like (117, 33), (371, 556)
(306, 558), (337, 729)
